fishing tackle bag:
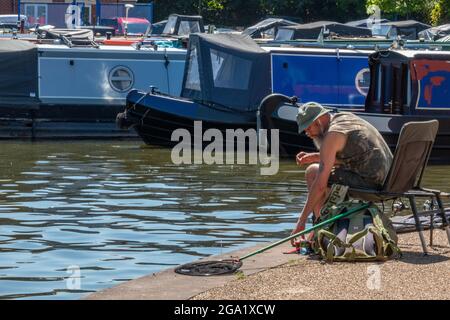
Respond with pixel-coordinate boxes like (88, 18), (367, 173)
(313, 186), (401, 262)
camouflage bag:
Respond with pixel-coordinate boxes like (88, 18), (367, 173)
(313, 185), (401, 262)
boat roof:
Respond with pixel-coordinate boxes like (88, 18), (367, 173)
(36, 43), (185, 53)
(375, 49), (450, 59)
(261, 45), (373, 55)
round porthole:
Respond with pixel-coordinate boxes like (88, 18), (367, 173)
(355, 68), (371, 96)
(109, 66), (134, 92)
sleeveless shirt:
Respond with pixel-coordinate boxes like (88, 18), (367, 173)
(328, 112), (393, 186)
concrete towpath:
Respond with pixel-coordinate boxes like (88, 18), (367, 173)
(85, 241), (296, 300)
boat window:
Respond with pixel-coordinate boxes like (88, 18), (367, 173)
(398, 28), (417, 40)
(178, 21), (201, 36)
(126, 23), (150, 35)
(210, 49), (252, 90)
(262, 27), (275, 38)
(109, 66), (134, 92)
(275, 28), (294, 40)
(162, 15), (177, 34)
(185, 47), (201, 91)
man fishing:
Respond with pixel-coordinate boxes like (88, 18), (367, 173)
(291, 103), (393, 241)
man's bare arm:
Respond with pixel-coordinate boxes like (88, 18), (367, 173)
(296, 132), (346, 225)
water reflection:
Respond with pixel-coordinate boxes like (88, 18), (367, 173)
(0, 141), (307, 300)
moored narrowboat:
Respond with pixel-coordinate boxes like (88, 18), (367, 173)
(117, 33), (271, 147)
(258, 49), (450, 163)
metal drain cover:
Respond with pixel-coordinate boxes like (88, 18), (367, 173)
(174, 259), (242, 276)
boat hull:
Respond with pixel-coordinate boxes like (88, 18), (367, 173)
(0, 103), (136, 139)
(120, 90), (256, 147)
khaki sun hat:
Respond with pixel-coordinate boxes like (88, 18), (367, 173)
(296, 102), (330, 133)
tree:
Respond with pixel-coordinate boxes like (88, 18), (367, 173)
(430, 0), (450, 25)
(366, 0), (438, 24)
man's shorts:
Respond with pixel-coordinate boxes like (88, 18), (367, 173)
(328, 167), (380, 189)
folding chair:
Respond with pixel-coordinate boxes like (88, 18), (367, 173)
(347, 120), (450, 255)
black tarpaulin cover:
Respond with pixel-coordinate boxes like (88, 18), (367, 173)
(419, 24), (450, 40)
(181, 33), (271, 111)
(382, 20), (431, 39)
(0, 40), (38, 100)
(242, 18), (298, 38)
(276, 21), (372, 40)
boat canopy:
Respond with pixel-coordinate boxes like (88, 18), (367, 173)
(365, 50), (450, 115)
(419, 24), (450, 41)
(181, 33), (271, 111)
(0, 40), (38, 103)
(275, 21), (372, 40)
(162, 14), (205, 36)
(381, 20), (431, 40)
(242, 18), (298, 39)
(150, 20), (167, 35)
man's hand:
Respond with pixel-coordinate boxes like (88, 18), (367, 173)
(296, 152), (320, 166)
(290, 219), (306, 246)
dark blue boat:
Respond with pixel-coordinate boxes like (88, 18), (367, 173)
(117, 32), (386, 147)
(118, 32), (379, 147)
(258, 49), (450, 163)
(268, 46), (372, 109)
(117, 33), (271, 146)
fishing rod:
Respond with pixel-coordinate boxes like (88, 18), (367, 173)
(174, 202), (371, 276)
(161, 177), (308, 188)
(150, 188), (308, 193)
(239, 202), (371, 261)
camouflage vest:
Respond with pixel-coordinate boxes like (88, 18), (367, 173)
(328, 112), (393, 186)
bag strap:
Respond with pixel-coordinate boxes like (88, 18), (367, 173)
(370, 208), (402, 259)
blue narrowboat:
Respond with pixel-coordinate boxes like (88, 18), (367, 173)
(258, 49), (450, 163)
(118, 33), (378, 146)
(117, 33), (271, 146)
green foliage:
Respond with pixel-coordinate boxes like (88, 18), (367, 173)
(146, 0), (368, 26)
(430, 0), (450, 25)
(365, 0), (449, 25)
(140, 0), (444, 27)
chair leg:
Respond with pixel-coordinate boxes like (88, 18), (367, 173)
(430, 212), (434, 247)
(435, 194), (450, 246)
(408, 195), (428, 255)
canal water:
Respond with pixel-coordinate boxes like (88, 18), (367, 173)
(0, 141), (449, 300)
